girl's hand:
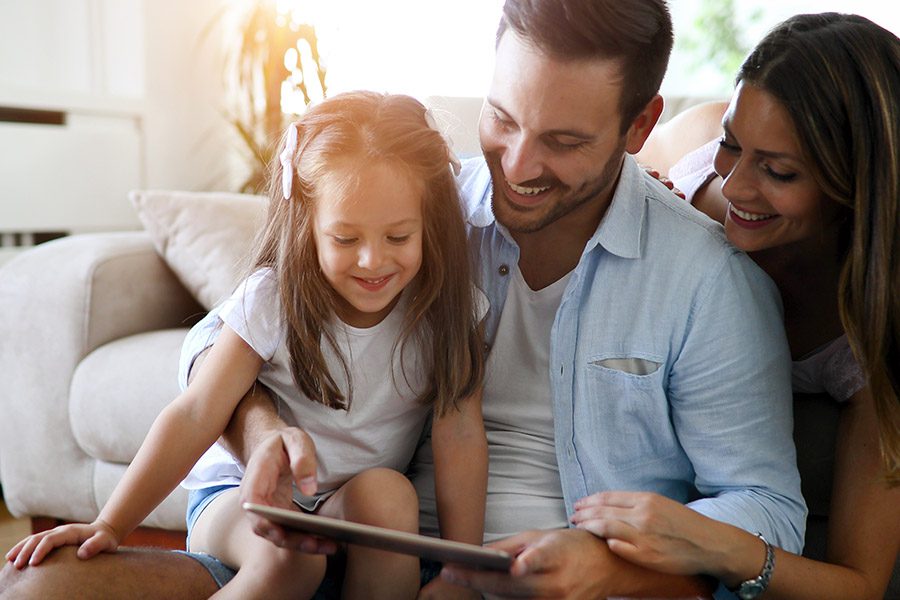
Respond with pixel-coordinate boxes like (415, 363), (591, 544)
(570, 491), (725, 576)
(240, 427), (337, 553)
(5, 519), (120, 569)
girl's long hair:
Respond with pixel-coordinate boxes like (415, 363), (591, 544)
(251, 91), (482, 415)
(739, 13), (900, 483)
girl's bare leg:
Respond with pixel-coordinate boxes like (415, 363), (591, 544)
(189, 488), (326, 600)
(319, 468), (420, 600)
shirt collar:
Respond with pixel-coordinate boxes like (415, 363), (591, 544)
(460, 158), (496, 229)
(586, 155), (646, 259)
(461, 155), (647, 260)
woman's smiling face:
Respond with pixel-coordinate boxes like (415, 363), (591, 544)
(714, 82), (844, 254)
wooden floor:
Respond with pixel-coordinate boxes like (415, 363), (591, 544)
(0, 495), (31, 557)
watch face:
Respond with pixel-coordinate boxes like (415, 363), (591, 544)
(738, 581), (765, 600)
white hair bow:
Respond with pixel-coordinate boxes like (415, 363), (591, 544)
(280, 123), (299, 200)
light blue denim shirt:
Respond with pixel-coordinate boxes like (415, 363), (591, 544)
(458, 155), (806, 557)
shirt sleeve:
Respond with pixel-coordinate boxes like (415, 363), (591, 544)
(670, 250), (807, 555)
(217, 268), (283, 361)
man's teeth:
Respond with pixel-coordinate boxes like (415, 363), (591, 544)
(731, 205), (777, 221)
(508, 181), (550, 196)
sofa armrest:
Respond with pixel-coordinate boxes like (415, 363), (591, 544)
(0, 232), (202, 521)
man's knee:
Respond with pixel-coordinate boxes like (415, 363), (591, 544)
(0, 546), (218, 600)
(0, 560), (30, 599)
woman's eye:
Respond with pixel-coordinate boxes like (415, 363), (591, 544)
(387, 235), (411, 244)
(763, 165), (797, 183)
(332, 236), (356, 246)
(717, 137), (741, 154)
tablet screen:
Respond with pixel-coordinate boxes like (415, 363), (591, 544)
(243, 502), (513, 571)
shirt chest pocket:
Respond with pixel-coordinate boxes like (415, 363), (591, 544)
(577, 356), (679, 471)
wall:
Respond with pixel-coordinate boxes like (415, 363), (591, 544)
(141, 0), (237, 192)
(0, 0), (234, 260)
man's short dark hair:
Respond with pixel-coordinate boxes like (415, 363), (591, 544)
(497, 0), (673, 133)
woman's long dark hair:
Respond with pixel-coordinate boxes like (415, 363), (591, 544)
(739, 13), (900, 483)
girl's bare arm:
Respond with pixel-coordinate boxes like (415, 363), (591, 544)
(7, 326), (263, 566)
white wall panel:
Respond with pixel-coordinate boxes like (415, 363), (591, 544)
(0, 114), (141, 232)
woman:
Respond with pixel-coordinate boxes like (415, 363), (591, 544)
(574, 13), (900, 599)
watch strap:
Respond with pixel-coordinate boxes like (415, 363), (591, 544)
(728, 532), (775, 599)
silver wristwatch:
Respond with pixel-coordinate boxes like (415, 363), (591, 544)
(729, 532), (775, 599)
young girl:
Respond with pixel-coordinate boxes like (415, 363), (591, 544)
(7, 91), (488, 599)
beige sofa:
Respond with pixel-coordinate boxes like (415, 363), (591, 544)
(0, 189), (896, 593)
(0, 231), (199, 532)
(0, 190), (266, 537)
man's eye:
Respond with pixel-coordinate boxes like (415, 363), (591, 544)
(491, 111), (513, 128)
(548, 138), (586, 151)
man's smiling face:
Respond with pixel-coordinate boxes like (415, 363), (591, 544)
(479, 31), (629, 234)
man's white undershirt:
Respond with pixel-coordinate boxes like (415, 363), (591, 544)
(480, 263), (571, 541)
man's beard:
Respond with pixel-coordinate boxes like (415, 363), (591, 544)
(486, 143), (625, 234)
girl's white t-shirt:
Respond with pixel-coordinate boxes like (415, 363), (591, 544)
(182, 269), (435, 501)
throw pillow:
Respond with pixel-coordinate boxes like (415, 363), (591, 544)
(129, 190), (267, 310)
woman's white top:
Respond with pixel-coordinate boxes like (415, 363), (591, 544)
(792, 335), (865, 402)
(669, 140), (866, 403)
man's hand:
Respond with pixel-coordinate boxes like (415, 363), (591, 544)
(239, 427), (338, 554)
(438, 529), (618, 599)
(439, 529), (714, 599)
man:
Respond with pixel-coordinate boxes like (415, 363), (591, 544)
(0, 1), (804, 598)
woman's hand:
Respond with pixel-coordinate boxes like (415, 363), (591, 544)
(5, 519), (120, 569)
(640, 165), (685, 199)
(570, 491), (729, 577)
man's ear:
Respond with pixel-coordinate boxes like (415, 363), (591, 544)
(624, 94), (664, 155)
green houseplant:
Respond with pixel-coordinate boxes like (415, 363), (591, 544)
(216, 0), (328, 193)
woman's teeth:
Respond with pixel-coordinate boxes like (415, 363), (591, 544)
(508, 181), (551, 196)
(730, 205), (777, 221)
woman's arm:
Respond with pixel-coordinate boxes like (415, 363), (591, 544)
(571, 386), (900, 599)
(7, 326), (263, 567)
(431, 388), (488, 546)
(777, 386), (900, 599)
(635, 100), (728, 177)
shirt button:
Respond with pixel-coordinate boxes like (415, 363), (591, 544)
(498, 264), (510, 276)
(483, 342), (491, 353)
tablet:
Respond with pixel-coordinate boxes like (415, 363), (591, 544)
(243, 502), (513, 571)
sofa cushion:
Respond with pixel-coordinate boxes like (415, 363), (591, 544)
(129, 190), (266, 309)
(70, 329), (190, 463)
